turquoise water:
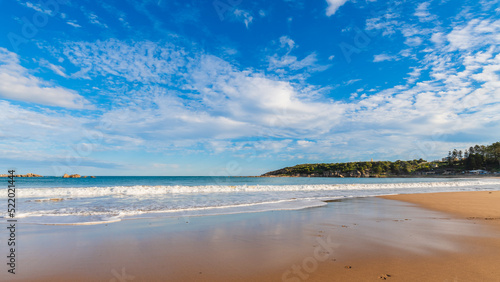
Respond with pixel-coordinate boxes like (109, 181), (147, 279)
(1, 176), (499, 225)
(5, 175), (478, 188)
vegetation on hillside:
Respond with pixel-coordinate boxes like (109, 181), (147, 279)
(261, 141), (500, 177)
(446, 142), (500, 170)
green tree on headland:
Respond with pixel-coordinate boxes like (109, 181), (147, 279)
(457, 142), (500, 170)
(261, 141), (500, 177)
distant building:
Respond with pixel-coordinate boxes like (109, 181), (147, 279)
(468, 170), (489, 175)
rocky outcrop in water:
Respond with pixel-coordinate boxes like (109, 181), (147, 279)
(62, 174), (81, 178)
(0, 173), (43, 177)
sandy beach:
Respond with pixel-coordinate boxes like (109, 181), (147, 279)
(3, 190), (500, 282)
(3, 0), (499, 281)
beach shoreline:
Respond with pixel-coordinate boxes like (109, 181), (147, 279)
(381, 190), (500, 227)
(252, 175), (500, 178)
(3, 190), (500, 281)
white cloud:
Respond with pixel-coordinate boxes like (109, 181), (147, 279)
(404, 36), (423, 46)
(326, 0), (349, 16)
(297, 140), (314, 147)
(4, 0), (499, 175)
(66, 21), (81, 28)
(87, 12), (109, 28)
(279, 36), (295, 51)
(343, 31), (500, 161)
(0, 48), (91, 109)
(0, 100), (88, 142)
(373, 54), (397, 62)
(268, 53), (320, 72)
(118, 16), (131, 29)
(414, 2), (437, 22)
(41, 23), (500, 162)
(152, 163), (180, 169)
(266, 36), (329, 79)
(447, 19), (500, 51)
(64, 46), (346, 148)
(23, 1), (53, 15)
(430, 32), (445, 45)
(365, 14), (401, 36)
(345, 79), (361, 85)
(188, 55), (344, 135)
(0, 99), (126, 174)
(233, 9), (253, 28)
(39, 59), (68, 77)
(0, 100), (87, 160)
(62, 40), (187, 83)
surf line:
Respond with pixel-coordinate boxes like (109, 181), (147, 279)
(6, 170), (17, 274)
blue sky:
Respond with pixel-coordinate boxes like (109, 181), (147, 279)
(1, 0), (499, 176)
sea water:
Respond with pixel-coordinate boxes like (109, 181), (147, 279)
(1, 176), (499, 225)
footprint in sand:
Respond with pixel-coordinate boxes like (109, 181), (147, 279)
(379, 274), (392, 279)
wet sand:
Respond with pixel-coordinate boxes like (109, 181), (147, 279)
(381, 190), (500, 226)
(2, 192), (500, 281)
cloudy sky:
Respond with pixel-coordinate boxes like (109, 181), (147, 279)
(0, 0), (499, 176)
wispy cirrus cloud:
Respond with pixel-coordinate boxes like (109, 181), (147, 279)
(373, 54), (398, 62)
(21, 1), (54, 15)
(62, 39), (187, 83)
(46, 0), (500, 159)
(3, 0), (500, 175)
(53, 20), (500, 162)
(0, 48), (91, 109)
(52, 39), (345, 153)
(39, 59), (68, 77)
(0, 99), (100, 168)
(414, 2), (437, 22)
(266, 36), (330, 80)
(66, 21), (82, 28)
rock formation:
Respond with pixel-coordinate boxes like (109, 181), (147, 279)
(0, 173), (43, 177)
(62, 174), (81, 178)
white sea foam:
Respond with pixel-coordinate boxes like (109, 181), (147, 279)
(1, 179), (498, 198)
(1, 179), (499, 225)
(6, 199), (330, 225)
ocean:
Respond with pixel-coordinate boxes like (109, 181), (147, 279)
(2, 176), (499, 225)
